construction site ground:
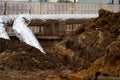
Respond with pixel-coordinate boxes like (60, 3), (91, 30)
(1, 9), (120, 80)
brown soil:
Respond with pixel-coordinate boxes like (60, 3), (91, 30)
(57, 9), (120, 70)
(1, 9), (120, 80)
(46, 9), (120, 80)
(0, 38), (81, 80)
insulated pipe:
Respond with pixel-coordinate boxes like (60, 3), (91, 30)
(0, 15), (46, 54)
(0, 23), (9, 39)
(12, 14), (46, 54)
(0, 15), (16, 39)
(0, 14), (98, 26)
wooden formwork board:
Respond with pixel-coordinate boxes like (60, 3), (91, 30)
(1, 2), (120, 15)
(6, 2), (30, 15)
(0, 2), (4, 15)
(7, 18), (88, 36)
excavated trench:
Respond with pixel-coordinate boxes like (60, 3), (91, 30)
(0, 9), (120, 80)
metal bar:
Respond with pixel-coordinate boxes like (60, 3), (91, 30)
(4, 0), (7, 15)
(71, 2), (74, 14)
(40, 0), (42, 14)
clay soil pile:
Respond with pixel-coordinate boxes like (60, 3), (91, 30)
(0, 38), (73, 79)
(0, 38), (69, 71)
(47, 9), (120, 80)
(55, 9), (120, 70)
(0, 37), (86, 80)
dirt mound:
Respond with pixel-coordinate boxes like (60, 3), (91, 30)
(57, 9), (120, 70)
(0, 38), (40, 53)
(46, 9), (120, 79)
(58, 36), (120, 80)
(0, 38), (67, 71)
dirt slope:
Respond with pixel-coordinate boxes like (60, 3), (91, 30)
(46, 9), (120, 80)
(54, 9), (120, 70)
(0, 38), (68, 71)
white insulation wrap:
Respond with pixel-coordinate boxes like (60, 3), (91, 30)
(16, 14), (98, 21)
(0, 15), (16, 39)
(0, 23), (9, 39)
(13, 15), (46, 54)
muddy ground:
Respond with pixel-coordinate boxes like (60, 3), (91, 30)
(0, 9), (120, 80)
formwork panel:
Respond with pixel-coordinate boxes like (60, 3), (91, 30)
(30, 3), (40, 14)
(7, 27), (14, 36)
(0, 2), (4, 15)
(74, 3), (99, 14)
(2, 2), (120, 15)
(29, 27), (40, 34)
(6, 2), (30, 15)
(112, 5), (120, 12)
(42, 3), (71, 14)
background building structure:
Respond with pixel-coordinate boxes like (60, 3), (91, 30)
(0, 0), (119, 4)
